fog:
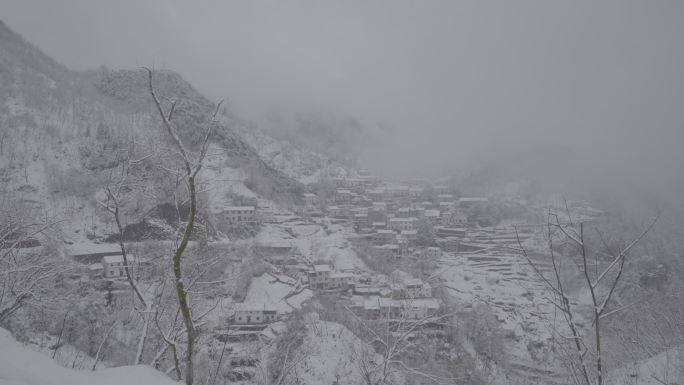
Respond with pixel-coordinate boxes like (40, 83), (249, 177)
(3, 1), (684, 202)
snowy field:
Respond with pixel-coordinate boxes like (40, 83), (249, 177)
(437, 240), (588, 381)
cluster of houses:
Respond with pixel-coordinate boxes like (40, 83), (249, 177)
(303, 172), (489, 259)
(349, 271), (441, 320)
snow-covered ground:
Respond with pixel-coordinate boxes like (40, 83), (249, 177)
(607, 347), (684, 385)
(285, 320), (393, 385)
(242, 273), (312, 314)
(437, 227), (591, 382)
(0, 328), (175, 385)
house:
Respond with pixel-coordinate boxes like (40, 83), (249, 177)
(234, 304), (278, 324)
(393, 278), (432, 299)
(387, 186), (409, 199)
(102, 255), (136, 279)
(438, 201), (456, 212)
(327, 206), (349, 218)
(423, 209), (441, 223)
(401, 298), (441, 320)
(396, 207), (411, 218)
(388, 217), (417, 231)
(303, 193), (318, 209)
(329, 272), (356, 289)
(437, 194), (455, 203)
(367, 188), (386, 202)
(424, 246), (442, 259)
(307, 265), (355, 290)
(254, 240), (293, 256)
(400, 230), (418, 243)
(452, 210), (468, 225)
(220, 206), (256, 223)
(372, 229), (396, 245)
(307, 264), (331, 289)
(372, 201), (388, 211)
(359, 297), (440, 320)
(335, 189), (352, 204)
(432, 185), (450, 195)
(353, 213), (370, 229)
(408, 186), (424, 199)
(345, 178), (365, 191)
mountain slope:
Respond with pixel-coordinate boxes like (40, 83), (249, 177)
(0, 19), (304, 243)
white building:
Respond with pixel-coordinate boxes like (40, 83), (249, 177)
(308, 264), (331, 290)
(307, 265), (355, 290)
(220, 206), (256, 223)
(102, 255), (136, 279)
(393, 278), (432, 299)
(234, 304), (278, 324)
(388, 217), (417, 231)
(303, 193), (318, 209)
(424, 246), (442, 259)
(401, 298), (441, 320)
(329, 272), (356, 289)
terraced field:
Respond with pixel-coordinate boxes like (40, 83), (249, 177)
(437, 227), (588, 383)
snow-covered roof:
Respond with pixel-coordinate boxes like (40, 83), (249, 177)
(102, 255), (124, 264)
(313, 264), (331, 272)
(404, 278), (424, 287)
(234, 303), (278, 313)
(67, 243), (121, 257)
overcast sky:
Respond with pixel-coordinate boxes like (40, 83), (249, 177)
(2, 1), (684, 192)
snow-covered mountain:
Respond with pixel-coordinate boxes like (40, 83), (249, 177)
(0, 20), (339, 243)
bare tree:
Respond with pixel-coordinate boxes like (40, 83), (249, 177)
(97, 148), (155, 365)
(0, 201), (68, 324)
(515, 207), (658, 385)
(343, 301), (458, 385)
(144, 67), (223, 385)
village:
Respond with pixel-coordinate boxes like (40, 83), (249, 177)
(66, 168), (608, 382)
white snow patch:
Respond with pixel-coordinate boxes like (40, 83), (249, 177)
(0, 328), (175, 385)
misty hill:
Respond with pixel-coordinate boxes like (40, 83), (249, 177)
(460, 145), (684, 258)
(260, 108), (391, 166)
(0, 20), (306, 243)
